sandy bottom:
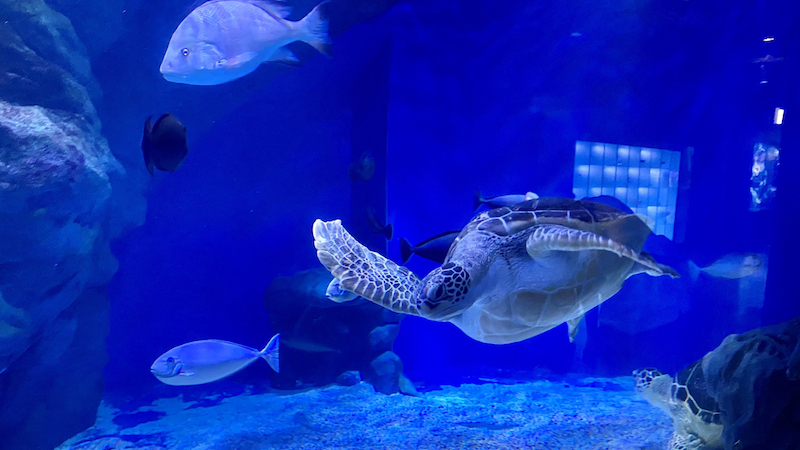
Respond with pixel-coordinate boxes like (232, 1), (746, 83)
(57, 376), (672, 450)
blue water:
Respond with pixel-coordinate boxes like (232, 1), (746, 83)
(1, 0), (799, 449)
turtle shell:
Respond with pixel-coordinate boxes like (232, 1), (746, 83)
(472, 197), (631, 237)
(673, 360), (723, 425)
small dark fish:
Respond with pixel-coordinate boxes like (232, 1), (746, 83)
(366, 207), (393, 240)
(142, 113), (188, 175)
(474, 190), (538, 210)
(348, 152), (375, 182)
(399, 231), (460, 264)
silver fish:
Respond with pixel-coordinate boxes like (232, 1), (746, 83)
(694, 253), (765, 279)
(150, 334), (280, 386)
(160, 0), (331, 85)
(325, 278), (358, 303)
(474, 190), (538, 210)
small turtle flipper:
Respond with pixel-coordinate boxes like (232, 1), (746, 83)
(669, 431), (704, 450)
(566, 314), (584, 343)
(525, 225), (679, 278)
(313, 219), (422, 316)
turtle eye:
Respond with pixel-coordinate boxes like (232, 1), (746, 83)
(181, 48), (190, 57)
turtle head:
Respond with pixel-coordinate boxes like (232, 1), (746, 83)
(418, 262), (471, 320)
(632, 367), (673, 409)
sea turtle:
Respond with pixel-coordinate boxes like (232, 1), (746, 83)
(313, 197), (679, 344)
(633, 363), (724, 450)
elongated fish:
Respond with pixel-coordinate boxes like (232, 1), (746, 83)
(474, 190), (538, 210)
(399, 231), (461, 264)
(160, 0), (331, 85)
(150, 334), (280, 386)
(690, 253), (765, 280)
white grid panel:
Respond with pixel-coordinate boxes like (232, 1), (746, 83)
(573, 141), (680, 239)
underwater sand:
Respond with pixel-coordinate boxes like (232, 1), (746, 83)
(57, 377), (671, 450)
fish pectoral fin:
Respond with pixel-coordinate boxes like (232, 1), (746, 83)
(218, 52), (260, 69)
(179, 371), (195, 377)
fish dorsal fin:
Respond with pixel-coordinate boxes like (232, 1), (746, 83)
(199, 0), (291, 19)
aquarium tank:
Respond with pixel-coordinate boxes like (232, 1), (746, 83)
(1, 0), (799, 449)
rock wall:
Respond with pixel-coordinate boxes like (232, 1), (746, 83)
(0, 0), (144, 448)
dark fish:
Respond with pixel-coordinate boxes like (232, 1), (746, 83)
(474, 190), (538, 210)
(366, 207), (393, 240)
(142, 113), (189, 175)
(399, 231), (461, 264)
(348, 152), (375, 182)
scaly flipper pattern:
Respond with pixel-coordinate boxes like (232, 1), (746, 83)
(313, 219), (421, 315)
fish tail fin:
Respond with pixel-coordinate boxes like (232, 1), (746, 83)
(260, 333), (280, 373)
(142, 116), (155, 176)
(384, 223), (393, 241)
(399, 237), (414, 263)
(688, 261), (702, 281)
(299, 1), (332, 57)
(473, 190), (484, 210)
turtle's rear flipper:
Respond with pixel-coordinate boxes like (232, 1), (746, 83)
(525, 225), (679, 278)
(313, 219), (422, 315)
(636, 251), (680, 278)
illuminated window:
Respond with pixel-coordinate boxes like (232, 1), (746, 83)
(573, 141), (681, 239)
(750, 143), (779, 211)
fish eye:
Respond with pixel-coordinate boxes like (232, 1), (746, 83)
(167, 357), (175, 363)
(181, 48), (190, 57)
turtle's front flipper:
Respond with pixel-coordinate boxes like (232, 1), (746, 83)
(525, 225), (678, 278)
(669, 431), (704, 450)
(313, 219), (422, 315)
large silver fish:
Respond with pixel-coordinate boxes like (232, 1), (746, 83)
(150, 334), (280, 386)
(160, 0), (331, 85)
(690, 253), (765, 280)
(473, 190), (538, 210)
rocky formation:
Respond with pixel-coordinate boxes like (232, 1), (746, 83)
(263, 268), (416, 394)
(0, 0), (144, 448)
(702, 317), (800, 450)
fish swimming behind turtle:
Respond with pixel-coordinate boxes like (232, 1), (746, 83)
(314, 197), (678, 344)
